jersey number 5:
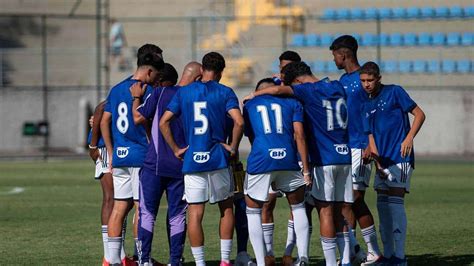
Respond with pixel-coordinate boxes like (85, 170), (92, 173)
(257, 103), (283, 134)
(194, 101), (208, 135)
(322, 98), (348, 131)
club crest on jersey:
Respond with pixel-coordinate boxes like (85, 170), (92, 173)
(334, 144), (349, 155)
(117, 147), (129, 158)
(193, 152), (210, 163)
(269, 148), (287, 159)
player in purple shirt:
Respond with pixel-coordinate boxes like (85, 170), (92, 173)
(360, 62), (425, 266)
(330, 35), (382, 264)
(130, 62), (202, 266)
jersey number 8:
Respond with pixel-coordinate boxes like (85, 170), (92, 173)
(116, 102), (129, 134)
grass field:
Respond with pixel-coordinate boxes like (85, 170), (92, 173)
(0, 159), (473, 265)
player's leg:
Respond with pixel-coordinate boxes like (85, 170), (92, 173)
(244, 172), (272, 266)
(312, 166), (337, 265)
(165, 177), (187, 266)
(131, 167), (141, 261)
(334, 165), (354, 266)
(234, 195), (253, 266)
(137, 168), (165, 265)
(261, 190), (277, 259)
(100, 172), (114, 263)
(209, 169), (235, 265)
(184, 172), (209, 266)
(284, 183), (309, 265)
(386, 163), (412, 265)
(108, 167), (134, 264)
(374, 171), (393, 261)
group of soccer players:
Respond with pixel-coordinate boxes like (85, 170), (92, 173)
(88, 34), (425, 266)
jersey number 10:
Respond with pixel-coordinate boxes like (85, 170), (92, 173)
(322, 98), (348, 131)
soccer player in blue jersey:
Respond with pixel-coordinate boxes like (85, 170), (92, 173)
(130, 62), (202, 266)
(243, 78), (311, 266)
(244, 62), (354, 266)
(100, 44), (164, 265)
(159, 52), (244, 266)
(360, 62), (425, 266)
(330, 35), (382, 264)
(88, 101), (116, 265)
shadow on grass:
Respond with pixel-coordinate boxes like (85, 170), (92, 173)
(407, 254), (474, 266)
(182, 254), (474, 265)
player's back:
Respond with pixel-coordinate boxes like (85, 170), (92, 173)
(292, 78), (351, 166)
(105, 76), (152, 167)
(244, 95), (303, 174)
(167, 80), (239, 174)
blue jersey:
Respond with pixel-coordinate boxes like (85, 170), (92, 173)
(138, 85), (186, 178)
(340, 70), (369, 149)
(363, 84), (417, 168)
(87, 130), (105, 148)
(167, 80), (240, 174)
(104, 76), (153, 167)
(244, 95), (303, 174)
(291, 78), (351, 166)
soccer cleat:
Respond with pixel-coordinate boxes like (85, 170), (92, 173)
(281, 255), (294, 266)
(351, 246), (367, 265)
(264, 255), (276, 266)
(298, 256), (309, 266)
(220, 261), (233, 266)
(235, 251), (254, 266)
(389, 256), (407, 266)
(102, 257), (111, 266)
(361, 253), (386, 265)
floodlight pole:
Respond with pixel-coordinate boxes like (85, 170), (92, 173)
(41, 15), (49, 160)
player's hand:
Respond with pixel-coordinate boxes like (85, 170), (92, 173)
(89, 148), (100, 162)
(362, 146), (372, 164)
(376, 165), (389, 180)
(220, 143), (236, 158)
(303, 172), (312, 187)
(400, 136), (414, 158)
(89, 116), (94, 128)
(130, 81), (146, 98)
(174, 146), (189, 161)
(242, 93), (255, 104)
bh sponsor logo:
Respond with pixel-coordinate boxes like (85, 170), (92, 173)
(269, 148), (287, 159)
(193, 152), (210, 163)
(117, 147), (129, 158)
(334, 144), (349, 155)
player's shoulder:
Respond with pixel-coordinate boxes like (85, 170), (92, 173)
(383, 84), (405, 95)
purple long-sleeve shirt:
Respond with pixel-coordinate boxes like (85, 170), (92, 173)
(138, 85), (186, 178)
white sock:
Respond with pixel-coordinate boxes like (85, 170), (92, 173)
(321, 236), (337, 266)
(377, 194), (394, 258)
(121, 219), (127, 259)
(108, 236), (122, 264)
(361, 225), (381, 257)
(191, 246), (206, 266)
(102, 225), (109, 261)
(291, 202), (309, 259)
(246, 207), (266, 265)
(284, 220), (296, 256)
(262, 222), (274, 256)
(336, 232), (351, 264)
(220, 239), (232, 263)
(388, 196), (407, 259)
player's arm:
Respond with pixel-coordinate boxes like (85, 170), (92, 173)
(368, 133), (389, 179)
(401, 106), (426, 158)
(242, 85), (294, 102)
(130, 82), (147, 125)
(100, 111), (113, 168)
(159, 110), (188, 160)
(222, 108), (244, 157)
(89, 101), (106, 161)
(294, 121), (311, 186)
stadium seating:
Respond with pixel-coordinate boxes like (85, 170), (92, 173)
(432, 32), (446, 46)
(403, 33), (417, 46)
(399, 60), (412, 73)
(313, 61), (326, 73)
(392, 7), (406, 19)
(442, 59), (456, 73)
(389, 33), (403, 46)
(350, 8), (364, 20)
(461, 32), (474, 46)
(361, 32), (377, 46)
(418, 32), (431, 46)
(449, 6), (463, 18)
(336, 8), (350, 20)
(364, 7), (378, 20)
(420, 7), (435, 18)
(413, 60), (427, 73)
(320, 33), (333, 47)
(290, 33), (305, 47)
(427, 60), (441, 73)
(465, 6), (474, 17)
(406, 7), (421, 19)
(305, 33), (319, 46)
(382, 61), (398, 73)
(435, 6), (449, 18)
(322, 8), (336, 20)
(378, 7), (392, 19)
(447, 32), (461, 46)
(457, 60), (472, 73)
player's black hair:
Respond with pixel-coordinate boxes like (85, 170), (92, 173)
(360, 61), (381, 77)
(159, 63), (178, 85)
(281, 61), (312, 85)
(330, 35), (358, 55)
(137, 44), (164, 70)
(255, 77), (277, 91)
(279, 50), (302, 62)
(202, 52), (226, 73)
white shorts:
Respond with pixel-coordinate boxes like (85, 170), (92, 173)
(184, 168), (234, 204)
(374, 162), (413, 192)
(244, 171), (305, 202)
(311, 164), (353, 203)
(94, 147), (111, 179)
(112, 167), (140, 200)
(351, 148), (372, 191)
